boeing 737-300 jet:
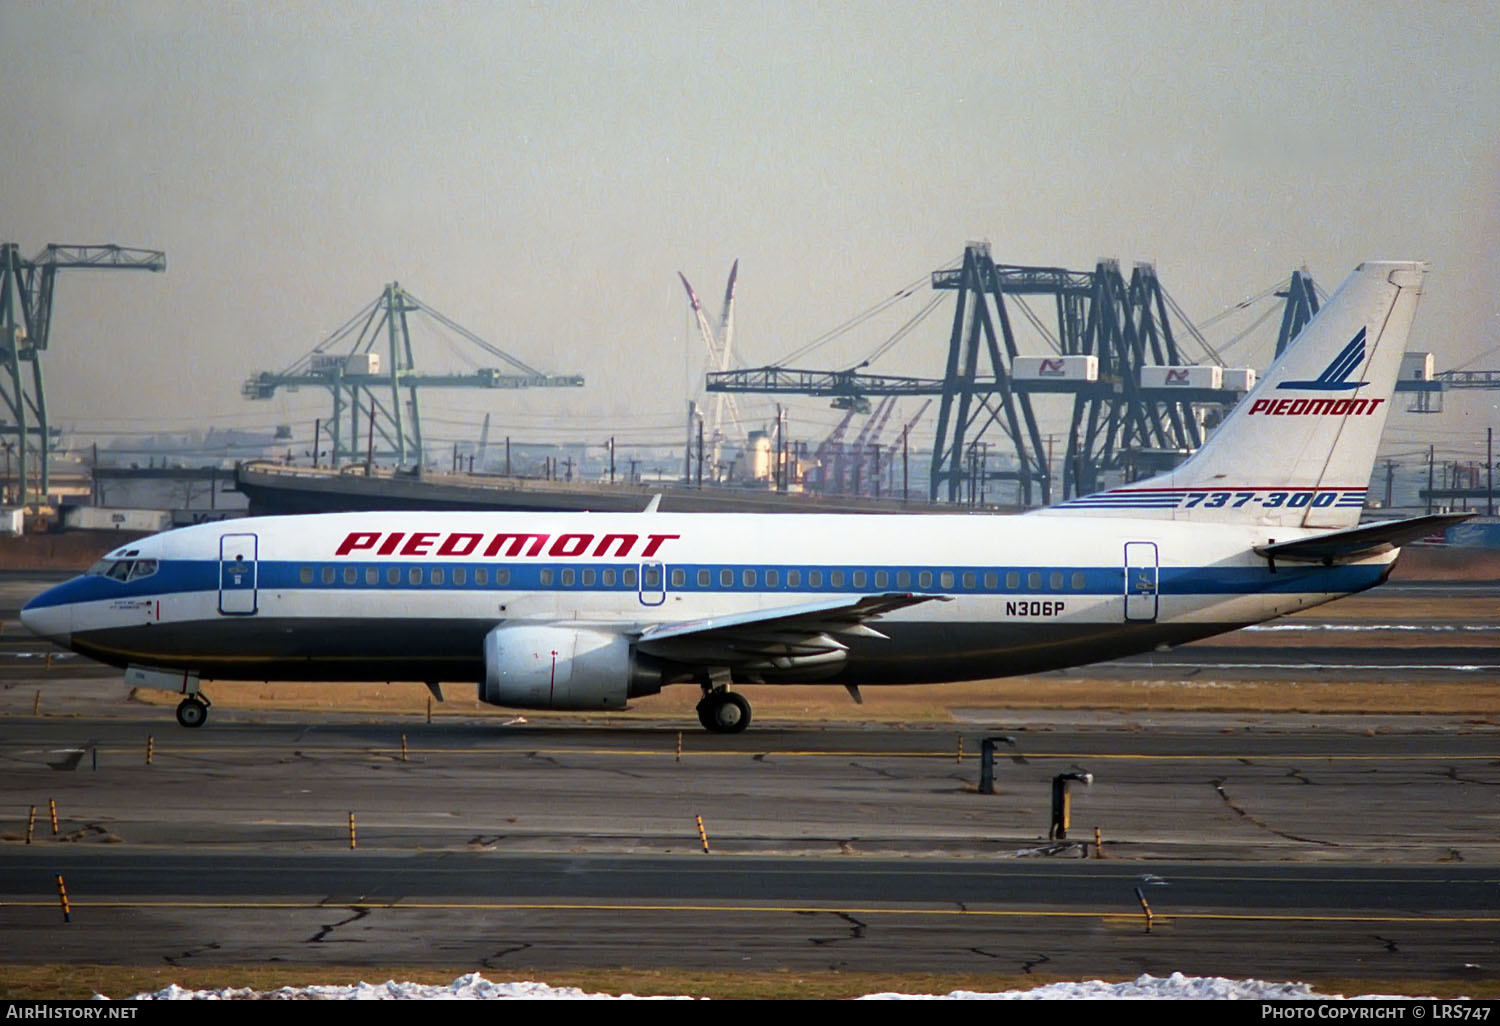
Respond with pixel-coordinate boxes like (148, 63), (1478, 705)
(22, 261), (1465, 732)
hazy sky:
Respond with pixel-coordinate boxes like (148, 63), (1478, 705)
(4, 1), (1498, 466)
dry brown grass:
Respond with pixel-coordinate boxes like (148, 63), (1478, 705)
(127, 675), (1500, 722)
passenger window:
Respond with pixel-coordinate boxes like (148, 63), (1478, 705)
(743, 569), (757, 588)
(299, 566), (314, 585)
(984, 572), (997, 589)
(962, 572), (976, 589)
(344, 567), (357, 585)
(671, 568), (686, 588)
(698, 569), (711, 587)
(765, 569), (779, 588)
(1027, 571), (1041, 590)
(560, 568), (574, 587)
(475, 567), (488, 586)
(387, 567), (400, 585)
(1072, 572), (1085, 590)
(875, 571), (888, 588)
(454, 567), (467, 586)
(1049, 571), (1062, 590)
(623, 568), (636, 587)
(582, 568), (595, 587)
(433, 567), (446, 585)
(720, 568), (733, 588)
(409, 568), (423, 585)
(897, 571), (911, 588)
(919, 571), (933, 589)
(540, 569), (553, 586)
(852, 571), (866, 588)
(365, 567), (378, 585)
(787, 569), (800, 588)
(809, 571), (823, 588)
(496, 568), (510, 586)
(601, 568), (615, 586)
(1006, 571), (1019, 589)
(830, 571), (844, 588)
(940, 571), (954, 589)
(322, 567), (335, 585)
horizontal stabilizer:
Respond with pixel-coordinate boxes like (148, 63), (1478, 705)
(1253, 512), (1475, 564)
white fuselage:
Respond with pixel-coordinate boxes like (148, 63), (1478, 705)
(21, 509), (1392, 686)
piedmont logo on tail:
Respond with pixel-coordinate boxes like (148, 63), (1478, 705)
(22, 261), (1466, 733)
(1278, 327), (1369, 391)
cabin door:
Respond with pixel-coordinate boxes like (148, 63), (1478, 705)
(218, 533), (259, 615)
(1123, 541), (1158, 622)
(637, 561), (666, 606)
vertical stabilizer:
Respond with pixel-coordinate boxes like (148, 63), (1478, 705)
(1044, 261), (1427, 527)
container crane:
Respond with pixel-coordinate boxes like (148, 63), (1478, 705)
(243, 283), (582, 468)
(0, 242), (165, 507)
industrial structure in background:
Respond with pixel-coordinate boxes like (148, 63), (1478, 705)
(707, 243), (1451, 507)
(0, 242), (165, 507)
(5, 239), (1493, 532)
(680, 262), (746, 482)
(242, 283), (583, 467)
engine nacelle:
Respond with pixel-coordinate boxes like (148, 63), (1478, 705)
(479, 625), (660, 711)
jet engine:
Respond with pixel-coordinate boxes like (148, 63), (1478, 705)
(479, 624), (661, 710)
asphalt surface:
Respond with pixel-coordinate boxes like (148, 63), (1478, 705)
(0, 571), (1496, 983)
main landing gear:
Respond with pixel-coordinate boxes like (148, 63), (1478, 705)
(697, 687), (751, 734)
(175, 693), (211, 729)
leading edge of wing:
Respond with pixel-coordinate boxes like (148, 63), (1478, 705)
(636, 592), (944, 649)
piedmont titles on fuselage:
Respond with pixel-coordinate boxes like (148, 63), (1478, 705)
(335, 530), (681, 561)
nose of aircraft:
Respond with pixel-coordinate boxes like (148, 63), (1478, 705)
(20, 588), (72, 645)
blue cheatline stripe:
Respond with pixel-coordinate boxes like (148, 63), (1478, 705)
(25, 557), (1388, 610)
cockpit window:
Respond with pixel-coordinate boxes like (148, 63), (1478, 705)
(87, 557), (158, 582)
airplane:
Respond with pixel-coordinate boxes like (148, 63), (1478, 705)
(22, 261), (1466, 733)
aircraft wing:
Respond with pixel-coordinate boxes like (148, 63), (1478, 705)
(635, 593), (942, 674)
(1254, 512), (1475, 565)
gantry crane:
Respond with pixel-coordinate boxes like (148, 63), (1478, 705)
(242, 283), (582, 468)
(0, 243), (166, 507)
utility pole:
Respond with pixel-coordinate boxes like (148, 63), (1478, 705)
(1427, 445), (1435, 515)
(902, 425), (909, 503)
(774, 404), (783, 492)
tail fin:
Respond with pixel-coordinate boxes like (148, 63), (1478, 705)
(1044, 261), (1427, 528)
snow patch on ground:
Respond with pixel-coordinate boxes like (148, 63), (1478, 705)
(112, 971), (1436, 1000)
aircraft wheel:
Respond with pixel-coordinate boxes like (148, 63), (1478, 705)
(698, 690), (751, 734)
(175, 698), (208, 729)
